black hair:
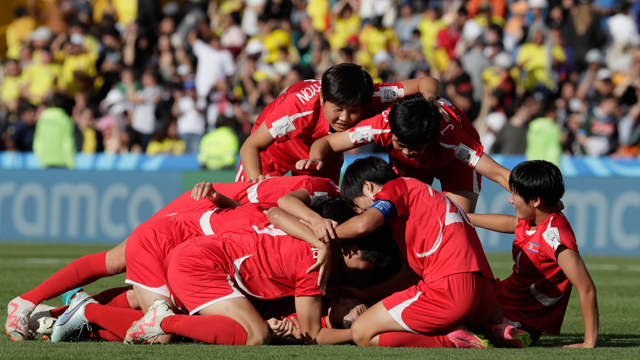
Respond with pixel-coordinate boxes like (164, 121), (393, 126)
(387, 94), (442, 146)
(341, 156), (398, 206)
(321, 63), (374, 108)
(14, 6), (27, 18)
(341, 223), (395, 267)
(311, 198), (355, 225)
(509, 160), (565, 207)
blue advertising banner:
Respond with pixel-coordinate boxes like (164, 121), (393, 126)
(474, 178), (640, 256)
(0, 170), (182, 243)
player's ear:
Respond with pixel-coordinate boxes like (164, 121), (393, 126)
(362, 180), (373, 195)
(531, 197), (542, 209)
(319, 91), (324, 104)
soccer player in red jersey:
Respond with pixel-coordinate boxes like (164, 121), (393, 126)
(5, 176), (341, 341)
(298, 94), (512, 213)
(237, 63), (439, 183)
(467, 160), (599, 348)
(327, 156), (496, 349)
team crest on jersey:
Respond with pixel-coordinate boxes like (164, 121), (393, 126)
(543, 227), (562, 250)
(526, 241), (540, 253)
(353, 126), (374, 143)
(272, 115), (296, 137)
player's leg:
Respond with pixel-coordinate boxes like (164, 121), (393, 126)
(6, 239), (128, 341)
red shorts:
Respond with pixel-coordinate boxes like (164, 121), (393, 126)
(165, 240), (244, 315)
(391, 159), (482, 195)
(124, 220), (177, 298)
(382, 272), (493, 334)
(149, 191), (214, 221)
(235, 153), (343, 184)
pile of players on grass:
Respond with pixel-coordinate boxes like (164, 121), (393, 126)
(6, 64), (598, 349)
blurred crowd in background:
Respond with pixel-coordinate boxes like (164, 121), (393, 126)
(1, 0), (640, 170)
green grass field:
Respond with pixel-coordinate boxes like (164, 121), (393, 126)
(1, 242), (639, 359)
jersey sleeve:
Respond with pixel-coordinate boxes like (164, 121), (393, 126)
(540, 213), (579, 261)
(372, 179), (409, 217)
(367, 82), (405, 114)
(264, 81), (321, 143)
(348, 109), (393, 147)
(436, 98), (484, 168)
(301, 178), (342, 207)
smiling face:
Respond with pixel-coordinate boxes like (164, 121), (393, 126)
(508, 191), (536, 221)
(391, 134), (428, 159)
(321, 94), (363, 132)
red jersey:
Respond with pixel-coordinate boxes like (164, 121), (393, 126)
(250, 80), (406, 181)
(497, 212), (579, 334)
(348, 97), (484, 184)
(169, 224), (323, 301)
(373, 177), (493, 283)
(150, 176), (341, 220)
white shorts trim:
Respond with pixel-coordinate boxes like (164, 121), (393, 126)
(387, 291), (422, 334)
(189, 275), (245, 315)
(235, 164), (244, 182)
(125, 279), (171, 298)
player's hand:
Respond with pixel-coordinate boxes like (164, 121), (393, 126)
(306, 242), (331, 288)
(558, 342), (595, 348)
(191, 181), (213, 201)
(307, 216), (338, 244)
(267, 318), (294, 337)
(296, 159), (324, 171)
(437, 102), (450, 122)
(247, 175), (266, 183)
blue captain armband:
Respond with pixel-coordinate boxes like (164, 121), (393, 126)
(370, 200), (394, 220)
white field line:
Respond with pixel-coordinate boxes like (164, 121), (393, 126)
(0, 258), (75, 264)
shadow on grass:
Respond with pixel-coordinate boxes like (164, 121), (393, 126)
(537, 334), (640, 348)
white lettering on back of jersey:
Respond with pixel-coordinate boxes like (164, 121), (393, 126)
(440, 124), (454, 136)
(296, 82), (322, 104)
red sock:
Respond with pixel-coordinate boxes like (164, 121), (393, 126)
(21, 251), (110, 304)
(378, 332), (454, 348)
(93, 287), (131, 308)
(161, 315), (248, 345)
(50, 306), (67, 318)
(84, 303), (143, 340)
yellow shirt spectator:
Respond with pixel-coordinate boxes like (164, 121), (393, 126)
(23, 63), (61, 105)
(59, 53), (97, 96)
(329, 14), (361, 50)
(307, 0), (330, 32)
(146, 138), (186, 156)
(482, 66), (520, 89)
(1, 75), (25, 105)
(260, 29), (291, 63)
(358, 24), (399, 57)
(418, 17), (445, 66)
(113, 0), (138, 26)
(517, 43), (566, 90)
(6, 15), (37, 59)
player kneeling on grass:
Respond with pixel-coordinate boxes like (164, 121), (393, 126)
(320, 156), (496, 349)
(467, 160), (599, 348)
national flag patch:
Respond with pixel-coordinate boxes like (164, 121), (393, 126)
(526, 241), (539, 253)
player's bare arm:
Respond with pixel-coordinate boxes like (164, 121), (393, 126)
(240, 122), (276, 182)
(295, 296), (353, 345)
(467, 213), (518, 234)
(335, 208), (385, 240)
(278, 189), (338, 242)
(298, 131), (355, 171)
(474, 153), (512, 192)
(400, 76), (440, 100)
(556, 247), (599, 348)
(190, 181), (242, 208)
(266, 207), (331, 288)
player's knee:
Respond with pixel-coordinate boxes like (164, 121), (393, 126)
(245, 324), (270, 345)
(350, 317), (372, 347)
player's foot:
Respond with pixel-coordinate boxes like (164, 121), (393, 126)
(5, 296), (36, 341)
(50, 291), (98, 342)
(36, 317), (57, 337)
(447, 325), (493, 349)
(492, 323), (532, 348)
(124, 300), (175, 345)
(28, 303), (56, 338)
(61, 288), (84, 306)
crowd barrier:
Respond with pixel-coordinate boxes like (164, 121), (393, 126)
(0, 153), (638, 255)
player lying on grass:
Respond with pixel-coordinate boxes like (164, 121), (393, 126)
(325, 156), (496, 348)
(297, 94), (512, 213)
(466, 160), (599, 348)
(237, 63), (439, 183)
(49, 201), (398, 345)
(5, 176), (341, 341)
